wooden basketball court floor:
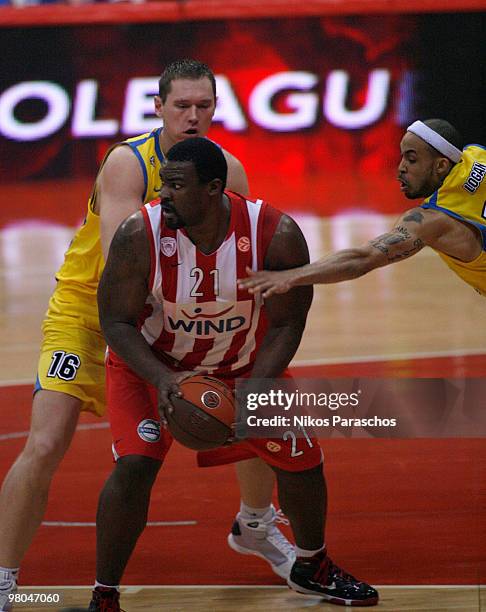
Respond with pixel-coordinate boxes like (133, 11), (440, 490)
(0, 214), (485, 611)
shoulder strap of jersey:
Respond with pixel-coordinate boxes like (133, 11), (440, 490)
(257, 202), (283, 269)
(89, 129), (161, 211)
(140, 203), (159, 292)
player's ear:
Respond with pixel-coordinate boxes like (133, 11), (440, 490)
(207, 178), (223, 196)
(435, 156), (453, 179)
(154, 96), (163, 118)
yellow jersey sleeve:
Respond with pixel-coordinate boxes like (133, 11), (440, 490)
(121, 127), (165, 203)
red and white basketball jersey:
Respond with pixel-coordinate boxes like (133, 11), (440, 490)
(138, 191), (282, 378)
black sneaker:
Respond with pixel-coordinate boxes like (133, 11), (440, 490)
(288, 549), (379, 606)
(88, 587), (121, 612)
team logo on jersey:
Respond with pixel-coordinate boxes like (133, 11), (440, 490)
(238, 236), (251, 252)
(137, 419), (161, 443)
(181, 305), (233, 319)
(161, 237), (177, 257)
(163, 300), (253, 338)
(201, 391), (221, 409)
(266, 441), (281, 453)
(149, 155), (156, 167)
(463, 161), (486, 194)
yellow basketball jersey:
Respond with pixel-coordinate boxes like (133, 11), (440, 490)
(421, 144), (486, 296)
(47, 128), (165, 327)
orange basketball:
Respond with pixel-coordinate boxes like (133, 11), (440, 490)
(167, 375), (235, 450)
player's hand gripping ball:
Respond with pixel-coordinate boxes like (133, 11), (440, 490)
(167, 375), (235, 450)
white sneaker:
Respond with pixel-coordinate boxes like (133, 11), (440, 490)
(227, 505), (296, 579)
(0, 571), (16, 612)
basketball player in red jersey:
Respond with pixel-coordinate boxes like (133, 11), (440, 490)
(89, 138), (378, 610)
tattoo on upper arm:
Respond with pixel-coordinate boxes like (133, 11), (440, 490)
(402, 210), (424, 224)
(370, 226), (424, 262)
(105, 216), (150, 283)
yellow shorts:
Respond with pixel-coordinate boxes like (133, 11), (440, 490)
(36, 297), (106, 417)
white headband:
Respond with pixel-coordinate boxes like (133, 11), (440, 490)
(407, 120), (462, 163)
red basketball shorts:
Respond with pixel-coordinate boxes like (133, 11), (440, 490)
(106, 356), (173, 462)
(106, 356), (322, 472)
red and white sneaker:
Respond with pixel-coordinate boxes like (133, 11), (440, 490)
(288, 549), (379, 606)
(88, 587), (121, 612)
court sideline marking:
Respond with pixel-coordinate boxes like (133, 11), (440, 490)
(41, 521), (197, 527)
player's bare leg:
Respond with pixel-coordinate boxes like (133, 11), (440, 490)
(0, 390), (80, 565)
(0, 391), (80, 610)
(95, 456), (161, 586)
(273, 464), (379, 606)
(228, 457), (296, 579)
(88, 456), (161, 612)
(235, 457), (275, 507)
(274, 464), (326, 548)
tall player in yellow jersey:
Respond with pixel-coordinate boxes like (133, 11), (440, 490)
(0, 60), (292, 611)
(239, 119), (486, 299)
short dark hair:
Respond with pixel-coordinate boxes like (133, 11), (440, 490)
(158, 59), (216, 102)
(167, 137), (227, 190)
(423, 119), (464, 155)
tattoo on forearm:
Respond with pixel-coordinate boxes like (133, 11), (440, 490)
(370, 226), (410, 252)
(370, 226), (424, 262)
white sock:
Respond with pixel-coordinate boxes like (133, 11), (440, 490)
(0, 567), (19, 584)
(240, 502), (272, 520)
(295, 545), (325, 558)
(94, 581), (119, 592)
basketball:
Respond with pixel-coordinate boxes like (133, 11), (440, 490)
(167, 375), (235, 450)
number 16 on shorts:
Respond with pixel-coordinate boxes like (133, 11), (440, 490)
(47, 350), (81, 381)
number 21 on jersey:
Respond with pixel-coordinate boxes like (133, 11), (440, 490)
(190, 267), (220, 297)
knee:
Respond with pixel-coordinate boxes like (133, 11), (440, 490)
(111, 456), (161, 496)
(274, 463), (326, 501)
(274, 463), (324, 485)
(23, 432), (68, 471)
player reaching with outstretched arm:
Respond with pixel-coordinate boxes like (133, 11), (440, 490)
(239, 119), (486, 301)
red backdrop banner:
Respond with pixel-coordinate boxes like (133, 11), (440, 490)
(1, 14), (480, 224)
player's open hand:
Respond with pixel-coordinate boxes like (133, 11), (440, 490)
(237, 266), (297, 298)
